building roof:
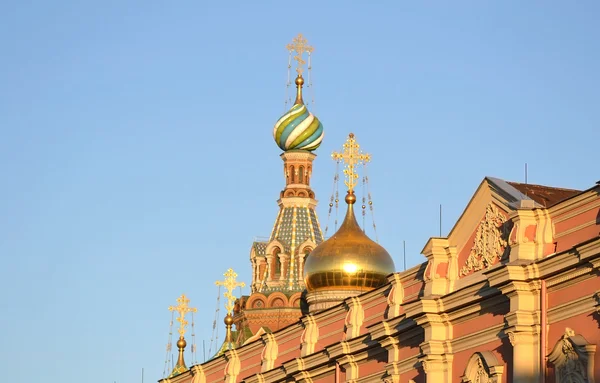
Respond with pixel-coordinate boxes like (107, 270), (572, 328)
(506, 181), (581, 208)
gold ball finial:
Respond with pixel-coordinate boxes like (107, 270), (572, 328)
(345, 191), (356, 205)
(349, 132), (355, 138)
(224, 314), (234, 326)
(177, 337), (187, 349)
(295, 75), (304, 87)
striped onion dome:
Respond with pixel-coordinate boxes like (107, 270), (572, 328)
(273, 76), (324, 152)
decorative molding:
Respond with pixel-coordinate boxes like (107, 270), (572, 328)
(547, 293), (599, 325)
(190, 365), (206, 383)
(386, 274), (404, 318)
(260, 333), (278, 372)
(344, 297), (365, 339)
(547, 328), (597, 383)
(460, 204), (509, 277)
(594, 291), (600, 314)
(461, 351), (504, 383)
(300, 315), (319, 356)
(224, 350), (241, 383)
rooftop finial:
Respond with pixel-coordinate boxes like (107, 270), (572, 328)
(215, 268), (246, 316)
(286, 34), (313, 105)
(167, 294), (197, 377)
(331, 133), (371, 194)
(286, 33), (314, 76)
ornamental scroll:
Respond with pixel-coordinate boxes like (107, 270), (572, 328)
(460, 204), (510, 277)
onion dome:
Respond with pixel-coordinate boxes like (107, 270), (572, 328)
(273, 76), (324, 152)
(303, 191), (395, 292)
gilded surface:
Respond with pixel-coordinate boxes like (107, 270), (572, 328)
(331, 133), (371, 193)
(303, 195), (395, 291)
(215, 268), (246, 315)
(168, 294), (198, 338)
(286, 33), (313, 75)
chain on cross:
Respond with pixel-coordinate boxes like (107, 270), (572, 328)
(215, 268), (246, 315)
(286, 33), (314, 76)
(332, 133), (371, 193)
(168, 294), (198, 338)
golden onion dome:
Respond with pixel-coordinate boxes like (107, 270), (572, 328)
(303, 191), (395, 292)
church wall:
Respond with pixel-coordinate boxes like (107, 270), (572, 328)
(547, 274), (599, 309)
(362, 290), (390, 332)
(551, 195), (600, 253)
(271, 324), (303, 362)
(315, 310), (346, 348)
(355, 355), (388, 381)
(402, 367), (425, 383)
(453, 309), (508, 339)
(236, 340), (264, 380)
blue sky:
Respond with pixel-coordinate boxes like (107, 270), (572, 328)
(1, 1), (598, 382)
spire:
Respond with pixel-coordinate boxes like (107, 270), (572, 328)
(167, 294), (197, 377)
(294, 75), (305, 105)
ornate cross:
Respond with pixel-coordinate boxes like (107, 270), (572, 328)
(215, 268), (246, 315)
(332, 133), (371, 193)
(168, 294), (198, 338)
(286, 33), (314, 76)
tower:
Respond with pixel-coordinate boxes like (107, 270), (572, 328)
(233, 34), (325, 342)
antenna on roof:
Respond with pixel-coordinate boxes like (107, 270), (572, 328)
(439, 204), (442, 237)
(525, 163), (528, 184)
(403, 240), (406, 271)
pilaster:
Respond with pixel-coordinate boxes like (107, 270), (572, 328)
(508, 206), (553, 262)
(386, 274), (404, 318)
(421, 238), (452, 296)
(501, 280), (541, 383)
(417, 311), (453, 383)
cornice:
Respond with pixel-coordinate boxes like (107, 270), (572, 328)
(547, 293), (598, 324)
(548, 188), (599, 217)
(451, 322), (506, 354)
(277, 197), (318, 209)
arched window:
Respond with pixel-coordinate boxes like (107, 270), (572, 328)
(290, 166), (295, 183)
(273, 248), (281, 278)
(299, 166), (304, 184)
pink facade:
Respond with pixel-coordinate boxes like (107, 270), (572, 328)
(160, 178), (600, 383)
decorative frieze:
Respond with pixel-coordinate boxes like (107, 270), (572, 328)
(460, 204), (509, 277)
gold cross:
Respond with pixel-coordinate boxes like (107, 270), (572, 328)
(215, 268), (246, 315)
(286, 33), (314, 76)
(168, 294), (198, 338)
(332, 133), (371, 193)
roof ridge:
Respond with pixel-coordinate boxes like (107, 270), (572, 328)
(506, 181), (581, 192)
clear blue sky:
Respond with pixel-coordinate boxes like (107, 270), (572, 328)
(1, 1), (598, 382)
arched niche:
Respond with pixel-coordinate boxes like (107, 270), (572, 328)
(548, 328), (596, 383)
(461, 351), (504, 383)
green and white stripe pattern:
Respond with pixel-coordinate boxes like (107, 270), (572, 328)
(273, 103), (324, 152)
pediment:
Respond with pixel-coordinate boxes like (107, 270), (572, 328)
(444, 178), (524, 278)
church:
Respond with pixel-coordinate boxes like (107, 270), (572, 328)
(159, 34), (600, 383)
